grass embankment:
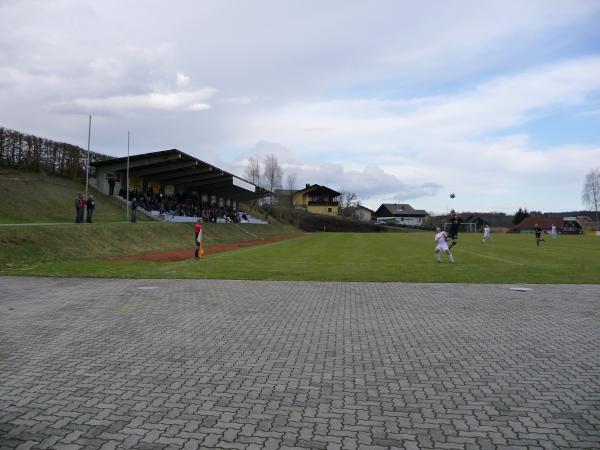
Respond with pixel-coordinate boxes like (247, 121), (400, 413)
(3, 231), (599, 283)
(0, 220), (298, 270)
(0, 168), (299, 274)
(0, 168), (147, 223)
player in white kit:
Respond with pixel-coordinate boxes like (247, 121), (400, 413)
(482, 224), (491, 243)
(434, 227), (455, 263)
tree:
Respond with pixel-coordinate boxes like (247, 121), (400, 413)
(262, 154), (282, 205)
(244, 156), (260, 186)
(512, 207), (529, 225)
(582, 168), (600, 222)
(340, 190), (360, 217)
(285, 172), (297, 207)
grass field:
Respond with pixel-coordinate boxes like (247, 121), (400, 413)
(2, 230), (599, 283)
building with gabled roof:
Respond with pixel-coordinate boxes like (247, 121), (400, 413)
(373, 203), (429, 227)
(346, 205), (374, 222)
(513, 216), (583, 234)
(292, 184), (341, 216)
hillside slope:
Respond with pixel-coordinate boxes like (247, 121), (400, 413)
(0, 168), (138, 224)
(0, 169), (299, 270)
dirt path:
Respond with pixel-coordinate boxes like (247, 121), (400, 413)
(115, 233), (307, 262)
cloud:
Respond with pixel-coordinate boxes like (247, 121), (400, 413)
(1, 0), (599, 212)
(51, 88), (217, 115)
(229, 142), (442, 202)
(176, 72), (191, 87)
(237, 56), (600, 153)
(219, 95), (260, 105)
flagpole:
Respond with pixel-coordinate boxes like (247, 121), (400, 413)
(85, 115), (91, 221)
(126, 131), (130, 222)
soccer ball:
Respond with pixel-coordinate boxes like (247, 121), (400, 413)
(450, 193), (455, 198)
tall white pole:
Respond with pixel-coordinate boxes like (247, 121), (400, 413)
(85, 115), (91, 220)
(126, 131), (130, 222)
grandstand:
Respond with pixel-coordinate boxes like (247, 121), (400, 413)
(90, 149), (269, 222)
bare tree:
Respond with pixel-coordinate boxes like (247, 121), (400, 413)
(340, 190), (359, 217)
(285, 172), (297, 207)
(262, 154), (282, 205)
(582, 168), (600, 222)
(286, 172), (297, 191)
(244, 156), (260, 186)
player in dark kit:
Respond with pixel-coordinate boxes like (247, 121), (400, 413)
(535, 224), (545, 247)
(448, 211), (461, 249)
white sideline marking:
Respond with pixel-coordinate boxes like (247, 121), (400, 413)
(459, 249), (525, 266)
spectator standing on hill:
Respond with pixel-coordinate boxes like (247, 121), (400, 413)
(194, 218), (204, 260)
(86, 195), (96, 223)
(75, 193), (85, 223)
(448, 211), (461, 249)
(107, 174), (116, 195)
(131, 197), (137, 223)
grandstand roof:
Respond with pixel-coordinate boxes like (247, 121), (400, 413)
(91, 149), (270, 201)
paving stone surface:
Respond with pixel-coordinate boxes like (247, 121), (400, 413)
(0, 277), (599, 450)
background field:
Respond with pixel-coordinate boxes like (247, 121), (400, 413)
(1, 169), (598, 284)
(2, 230), (599, 283)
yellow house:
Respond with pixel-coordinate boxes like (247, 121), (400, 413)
(292, 184), (341, 216)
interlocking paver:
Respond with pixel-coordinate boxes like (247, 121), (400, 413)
(1, 277), (599, 449)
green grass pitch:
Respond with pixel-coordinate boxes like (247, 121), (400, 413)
(4, 231), (599, 283)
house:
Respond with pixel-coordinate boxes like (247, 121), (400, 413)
(345, 205), (374, 222)
(512, 216), (582, 234)
(293, 184), (341, 216)
(373, 203), (429, 227)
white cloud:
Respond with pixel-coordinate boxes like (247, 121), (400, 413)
(176, 72), (191, 87)
(52, 88), (217, 114)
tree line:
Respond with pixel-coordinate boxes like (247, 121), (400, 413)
(0, 126), (110, 180)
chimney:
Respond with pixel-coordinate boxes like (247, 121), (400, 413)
(306, 183), (310, 189)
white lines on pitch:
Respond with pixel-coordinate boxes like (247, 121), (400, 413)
(459, 249), (525, 266)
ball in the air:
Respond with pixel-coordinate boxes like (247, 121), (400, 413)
(450, 193), (455, 198)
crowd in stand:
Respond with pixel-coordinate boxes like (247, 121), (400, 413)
(118, 188), (246, 222)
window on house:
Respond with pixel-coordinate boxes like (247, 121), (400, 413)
(328, 208), (332, 213)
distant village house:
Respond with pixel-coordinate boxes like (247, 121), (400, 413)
(373, 203), (429, 227)
(292, 184), (341, 216)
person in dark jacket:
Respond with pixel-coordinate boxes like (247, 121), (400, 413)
(131, 197), (137, 223)
(86, 195), (96, 223)
(107, 174), (116, 195)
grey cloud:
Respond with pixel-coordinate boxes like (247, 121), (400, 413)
(393, 182), (442, 201)
(229, 143), (441, 201)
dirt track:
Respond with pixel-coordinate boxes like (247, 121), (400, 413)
(115, 233), (307, 262)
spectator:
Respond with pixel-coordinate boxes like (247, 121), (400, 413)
(75, 193), (85, 223)
(86, 195), (96, 223)
(131, 197), (137, 223)
(107, 174), (116, 195)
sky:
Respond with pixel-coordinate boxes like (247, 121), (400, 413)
(1, 0), (600, 214)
